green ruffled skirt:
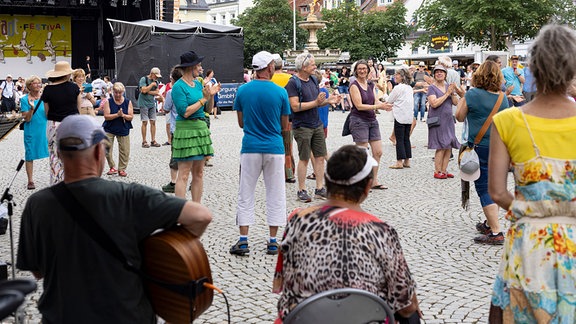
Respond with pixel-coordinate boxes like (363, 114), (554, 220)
(173, 119), (214, 161)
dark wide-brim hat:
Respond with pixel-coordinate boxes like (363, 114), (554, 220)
(176, 51), (204, 68)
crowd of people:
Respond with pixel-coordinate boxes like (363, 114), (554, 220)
(5, 22), (576, 324)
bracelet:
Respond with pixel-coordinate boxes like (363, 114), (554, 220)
(199, 98), (207, 105)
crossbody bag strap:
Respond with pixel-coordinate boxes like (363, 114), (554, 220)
(50, 183), (207, 300)
(31, 99), (43, 117)
(472, 91), (504, 146)
(50, 183), (137, 272)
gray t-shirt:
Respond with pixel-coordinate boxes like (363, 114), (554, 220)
(17, 178), (186, 324)
(413, 71), (429, 90)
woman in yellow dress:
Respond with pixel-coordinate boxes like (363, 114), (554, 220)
(488, 24), (576, 323)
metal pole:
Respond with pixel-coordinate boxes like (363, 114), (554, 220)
(293, 0), (296, 50)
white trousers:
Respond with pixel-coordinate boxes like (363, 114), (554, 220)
(236, 153), (287, 227)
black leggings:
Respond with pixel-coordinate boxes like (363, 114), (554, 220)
(394, 120), (412, 160)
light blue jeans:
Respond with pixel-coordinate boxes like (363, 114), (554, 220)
(413, 92), (426, 120)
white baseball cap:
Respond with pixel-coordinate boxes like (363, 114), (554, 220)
(252, 51), (274, 71)
(459, 149), (481, 182)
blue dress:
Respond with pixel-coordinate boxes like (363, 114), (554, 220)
(427, 84), (460, 150)
(21, 95), (48, 161)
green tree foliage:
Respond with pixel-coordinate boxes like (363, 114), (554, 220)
(415, 0), (576, 51)
(318, 2), (411, 61)
(233, 0), (307, 67)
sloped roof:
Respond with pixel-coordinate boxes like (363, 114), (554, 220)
(181, 0), (209, 10)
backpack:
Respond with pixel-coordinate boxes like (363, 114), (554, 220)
(134, 77), (149, 100)
(290, 74), (318, 104)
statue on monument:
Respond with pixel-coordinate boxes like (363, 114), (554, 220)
(308, 0), (319, 16)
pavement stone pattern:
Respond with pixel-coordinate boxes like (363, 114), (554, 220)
(0, 110), (513, 323)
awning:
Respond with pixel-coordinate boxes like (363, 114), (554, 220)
(388, 52), (475, 63)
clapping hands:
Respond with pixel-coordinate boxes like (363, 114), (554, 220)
(203, 82), (221, 98)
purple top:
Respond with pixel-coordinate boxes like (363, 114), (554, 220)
(426, 83), (460, 150)
(350, 80), (376, 121)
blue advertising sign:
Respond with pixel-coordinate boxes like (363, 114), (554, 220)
(218, 83), (242, 108)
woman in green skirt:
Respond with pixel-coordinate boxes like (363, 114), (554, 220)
(171, 51), (221, 202)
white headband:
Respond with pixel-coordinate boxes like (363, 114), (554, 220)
(324, 151), (378, 186)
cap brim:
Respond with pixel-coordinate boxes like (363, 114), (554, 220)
(460, 168), (481, 182)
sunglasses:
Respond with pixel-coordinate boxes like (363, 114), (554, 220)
(302, 54), (312, 67)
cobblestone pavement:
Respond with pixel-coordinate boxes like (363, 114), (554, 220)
(0, 110), (511, 323)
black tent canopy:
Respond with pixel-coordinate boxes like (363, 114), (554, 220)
(107, 19), (244, 88)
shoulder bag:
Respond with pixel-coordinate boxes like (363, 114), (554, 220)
(19, 99), (43, 130)
(459, 92), (504, 175)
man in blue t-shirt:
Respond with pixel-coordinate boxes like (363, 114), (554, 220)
(285, 53), (340, 203)
(230, 51), (291, 256)
(502, 55), (526, 106)
(522, 63), (536, 102)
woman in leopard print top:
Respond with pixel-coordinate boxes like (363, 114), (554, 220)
(273, 145), (421, 323)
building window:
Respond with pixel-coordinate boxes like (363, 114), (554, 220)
(212, 15), (217, 23)
(378, 0), (393, 5)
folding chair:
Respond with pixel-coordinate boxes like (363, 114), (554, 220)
(283, 287), (396, 324)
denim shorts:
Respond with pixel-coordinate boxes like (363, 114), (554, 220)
(349, 115), (381, 143)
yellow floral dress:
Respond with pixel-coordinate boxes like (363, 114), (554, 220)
(491, 108), (576, 323)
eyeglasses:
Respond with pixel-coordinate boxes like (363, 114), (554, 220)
(302, 54), (312, 67)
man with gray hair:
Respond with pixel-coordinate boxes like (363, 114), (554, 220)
(439, 55), (464, 98)
(285, 52), (340, 203)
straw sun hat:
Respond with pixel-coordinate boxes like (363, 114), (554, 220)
(46, 61), (74, 78)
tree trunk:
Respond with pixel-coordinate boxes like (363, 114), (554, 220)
(490, 25), (497, 51)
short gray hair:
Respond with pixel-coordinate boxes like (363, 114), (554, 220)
(438, 55), (452, 68)
(295, 53), (314, 71)
(530, 24), (576, 95)
(272, 54), (283, 70)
